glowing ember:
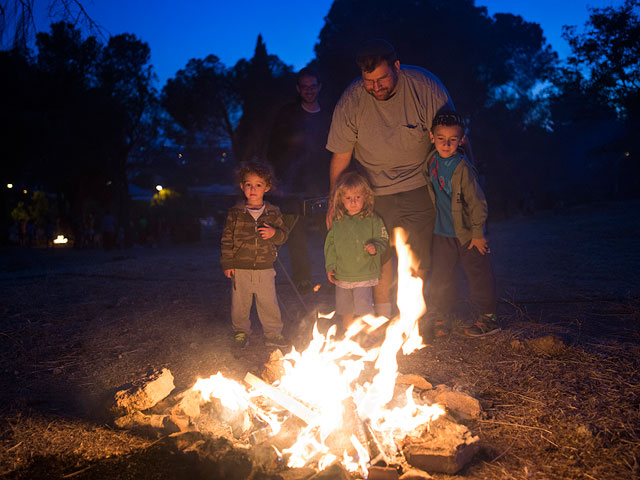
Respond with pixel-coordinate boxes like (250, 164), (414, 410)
(191, 228), (443, 476)
(53, 234), (68, 244)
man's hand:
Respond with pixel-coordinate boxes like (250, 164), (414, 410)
(468, 237), (489, 255)
(326, 201), (335, 229)
(364, 243), (376, 255)
(224, 269), (235, 278)
(327, 270), (337, 284)
(257, 224), (275, 239)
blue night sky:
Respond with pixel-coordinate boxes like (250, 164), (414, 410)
(36, 0), (623, 86)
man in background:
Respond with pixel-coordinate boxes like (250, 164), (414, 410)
(268, 67), (332, 293)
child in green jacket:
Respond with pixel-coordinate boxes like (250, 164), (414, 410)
(325, 172), (389, 331)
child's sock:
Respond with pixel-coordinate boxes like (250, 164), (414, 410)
(374, 303), (392, 318)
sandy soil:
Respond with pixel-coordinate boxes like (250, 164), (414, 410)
(0, 200), (639, 479)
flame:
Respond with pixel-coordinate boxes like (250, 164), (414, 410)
(53, 234), (68, 244)
(191, 228), (443, 476)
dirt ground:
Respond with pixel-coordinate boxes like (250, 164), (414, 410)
(0, 200), (639, 480)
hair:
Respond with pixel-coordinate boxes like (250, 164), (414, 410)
(356, 39), (398, 73)
(235, 160), (276, 188)
(431, 110), (466, 132)
(332, 172), (375, 221)
(297, 67), (320, 85)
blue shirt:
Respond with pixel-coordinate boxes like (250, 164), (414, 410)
(428, 152), (462, 237)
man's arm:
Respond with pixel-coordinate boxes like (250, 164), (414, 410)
(329, 151), (353, 192)
(326, 151), (353, 228)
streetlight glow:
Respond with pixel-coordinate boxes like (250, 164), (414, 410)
(156, 185), (163, 191)
(7, 184), (12, 189)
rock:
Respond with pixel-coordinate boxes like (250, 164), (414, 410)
(112, 368), (175, 415)
(420, 385), (481, 421)
(308, 462), (350, 480)
(262, 349), (286, 384)
(278, 467), (317, 480)
(396, 374), (432, 391)
(114, 411), (167, 430)
(170, 388), (201, 418)
(403, 417), (479, 474)
(399, 468), (433, 479)
(368, 465), (400, 480)
(165, 413), (192, 433)
(526, 335), (565, 356)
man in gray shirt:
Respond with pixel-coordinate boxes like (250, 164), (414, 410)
(326, 39), (459, 318)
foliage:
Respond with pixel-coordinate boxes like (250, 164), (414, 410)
(314, 0), (556, 120)
(0, 0), (101, 50)
(232, 34), (293, 162)
(2, 21), (157, 244)
(162, 54), (240, 154)
(562, 0), (640, 117)
(161, 35), (293, 166)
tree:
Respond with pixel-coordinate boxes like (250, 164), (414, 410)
(94, 33), (158, 245)
(1, 0), (100, 50)
(3, 21), (158, 244)
(562, 0), (640, 117)
(314, 0), (556, 121)
(162, 54), (240, 158)
(232, 34), (293, 162)
(162, 35), (293, 169)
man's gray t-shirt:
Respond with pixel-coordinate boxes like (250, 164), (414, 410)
(326, 65), (454, 195)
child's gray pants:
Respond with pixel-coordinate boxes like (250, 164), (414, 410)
(231, 268), (283, 338)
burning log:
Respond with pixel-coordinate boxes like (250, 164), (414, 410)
(244, 372), (317, 425)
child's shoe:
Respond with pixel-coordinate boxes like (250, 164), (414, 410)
(265, 335), (290, 349)
(234, 332), (249, 348)
(465, 313), (500, 337)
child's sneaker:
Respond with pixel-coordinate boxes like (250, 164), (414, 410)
(265, 335), (290, 349)
(465, 314), (500, 337)
(234, 332), (249, 348)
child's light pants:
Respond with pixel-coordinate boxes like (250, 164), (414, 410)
(231, 268), (283, 338)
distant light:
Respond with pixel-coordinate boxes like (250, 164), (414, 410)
(178, 153), (183, 158)
(106, 180), (113, 186)
(53, 235), (69, 245)
(6, 183), (12, 189)
(23, 189), (27, 194)
(156, 185), (163, 191)
(222, 152), (227, 157)
(624, 151), (630, 157)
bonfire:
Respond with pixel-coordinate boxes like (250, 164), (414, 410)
(188, 229), (452, 476)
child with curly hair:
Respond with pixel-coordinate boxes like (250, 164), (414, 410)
(221, 161), (290, 349)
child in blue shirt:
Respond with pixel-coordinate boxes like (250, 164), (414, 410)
(426, 111), (498, 337)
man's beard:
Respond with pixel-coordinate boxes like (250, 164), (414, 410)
(365, 73), (398, 101)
